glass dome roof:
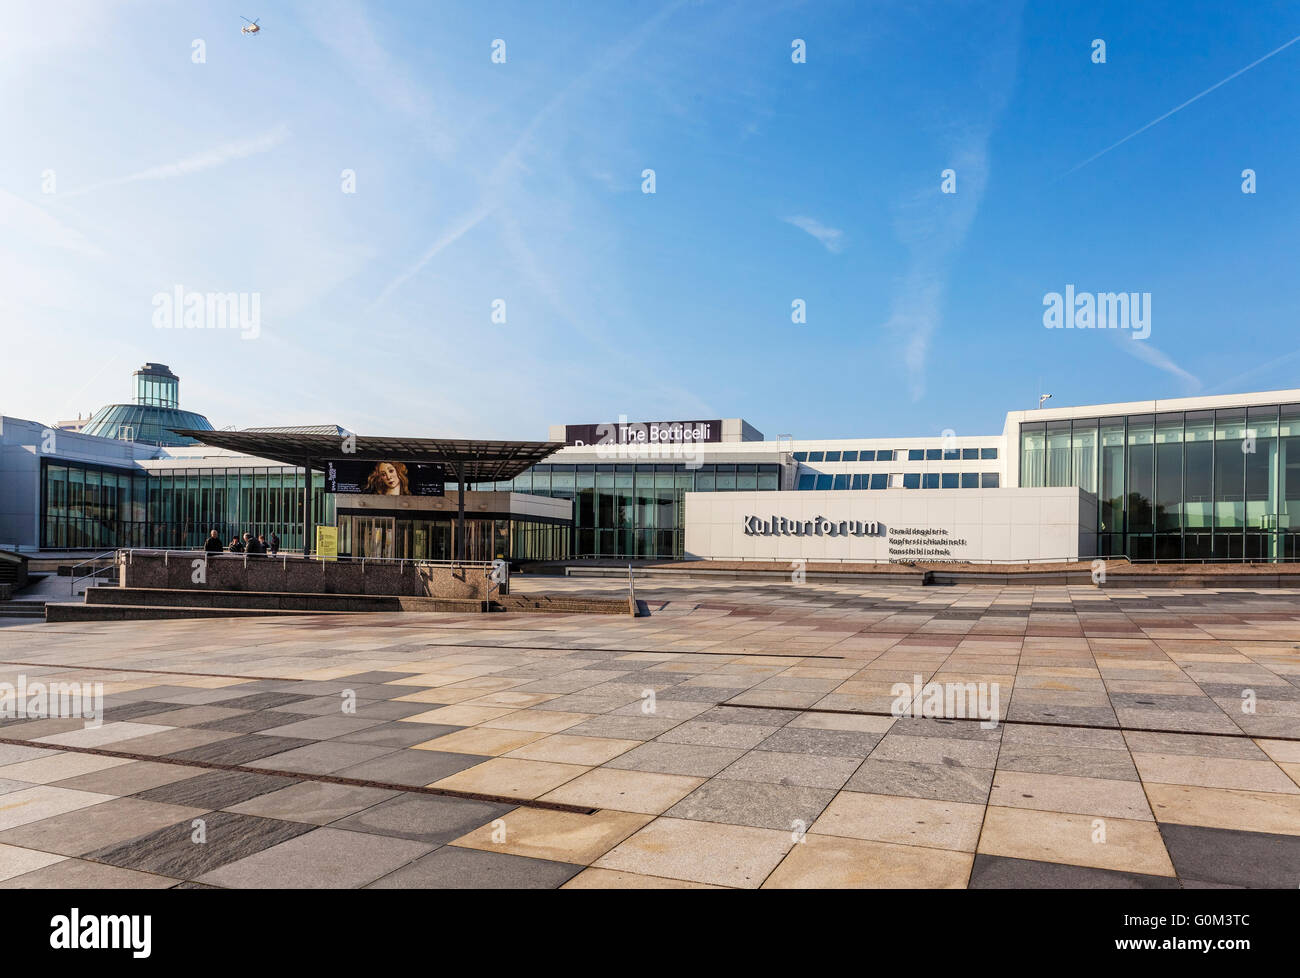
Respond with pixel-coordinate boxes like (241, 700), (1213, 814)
(79, 404), (215, 447)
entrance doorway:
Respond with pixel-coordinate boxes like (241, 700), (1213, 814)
(353, 516), (394, 558)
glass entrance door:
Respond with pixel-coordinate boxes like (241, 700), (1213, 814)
(354, 516), (395, 558)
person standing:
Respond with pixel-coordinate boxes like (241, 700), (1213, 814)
(203, 529), (223, 554)
(268, 531), (280, 555)
(229, 536), (244, 553)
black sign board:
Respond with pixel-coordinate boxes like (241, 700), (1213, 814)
(564, 420), (722, 447)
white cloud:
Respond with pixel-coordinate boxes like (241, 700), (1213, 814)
(373, 0), (687, 307)
(1064, 32), (1300, 177)
(61, 126), (290, 198)
(880, 139), (991, 400)
(1118, 335), (1202, 390)
(783, 216), (845, 253)
(370, 203), (496, 308)
(0, 190), (103, 257)
(0, 0), (122, 74)
(295, 0), (451, 157)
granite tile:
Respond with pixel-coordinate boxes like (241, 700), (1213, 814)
(87, 810), (315, 879)
(197, 827), (433, 888)
(365, 845), (582, 889)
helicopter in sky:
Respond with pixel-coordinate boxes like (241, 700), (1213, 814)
(241, 16), (261, 35)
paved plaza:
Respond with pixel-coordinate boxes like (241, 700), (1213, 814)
(0, 577), (1298, 888)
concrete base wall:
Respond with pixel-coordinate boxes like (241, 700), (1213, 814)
(119, 551), (498, 599)
(685, 487), (1098, 563)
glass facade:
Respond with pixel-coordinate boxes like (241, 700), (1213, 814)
(490, 463), (782, 559)
(135, 372), (179, 408)
(37, 445), (1001, 561)
(42, 460), (331, 551)
(335, 515), (569, 562)
(798, 470), (1000, 490)
(78, 404), (215, 447)
(1019, 404), (1300, 560)
(796, 448), (997, 462)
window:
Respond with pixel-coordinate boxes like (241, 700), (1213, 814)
(798, 473), (816, 490)
(859, 450), (875, 462)
(908, 449), (924, 461)
(943, 449), (959, 460)
(841, 451), (858, 462)
(1155, 413), (1184, 531)
(832, 474), (849, 490)
(877, 450), (893, 462)
(824, 451), (841, 462)
(1180, 412), (1211, 537)
(870, 473), (888, 490)
(961, 472), (979, 488)
(1214, 408), (1246, 530)
(926, 449), (941, 461)
(981, 447), (998, 460)
(792, 452), (808, 462)
(850, 474), (866, 490)
(1047, 421), (1073, 487)
(1127, 415), (1155, 530)
(922, 473), (939, 489)
(903, 473), (920, 489)
(1245, 405), (1278, 531)
(941, 473), (958, 489)
(962, 448), (978, 460)
(807, 451), (824, 462)
(1020, 423), (1045, 487)
(982, 472), (1000, 488)
(815, 475), (832, 490)
(1072, 419), (1099, 493)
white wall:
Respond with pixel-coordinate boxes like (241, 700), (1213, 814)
(684, 487), (1097, 562)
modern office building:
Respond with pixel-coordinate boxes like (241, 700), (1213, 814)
(3, 363), (1300, 563)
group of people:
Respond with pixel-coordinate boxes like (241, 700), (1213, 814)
(203, 529), (279, 555)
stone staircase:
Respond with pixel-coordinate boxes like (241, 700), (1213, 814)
(45, 585), (635, 621)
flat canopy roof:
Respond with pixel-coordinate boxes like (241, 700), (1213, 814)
(170, 429), (564, 483)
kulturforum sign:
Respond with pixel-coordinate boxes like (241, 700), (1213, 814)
(743, 516), (882, 537)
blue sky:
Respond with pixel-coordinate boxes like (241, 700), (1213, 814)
(2, 0), (1298, 441)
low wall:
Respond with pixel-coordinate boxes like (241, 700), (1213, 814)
(119, 551), (499, 599)
(0, 549), (28, 589)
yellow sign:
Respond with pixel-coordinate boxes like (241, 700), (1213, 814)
(316, 526), (338, 561)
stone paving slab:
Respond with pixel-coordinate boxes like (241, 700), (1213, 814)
(0, 578), (1297, 887)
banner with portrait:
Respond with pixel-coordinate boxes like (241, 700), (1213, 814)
(325, 459), (445, 497)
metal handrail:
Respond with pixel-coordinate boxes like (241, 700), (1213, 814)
(565, 553), (1094, 565)
(122, 548), (494, 569)
(70, 550), (119, 595)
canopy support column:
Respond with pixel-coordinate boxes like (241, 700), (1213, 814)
(455, 461), (466, 561)
(302, 458), (314, 556)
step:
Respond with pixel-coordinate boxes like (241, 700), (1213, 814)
(45, 604), (359, 622)
(0, 602), (45, 618)
(86, 587), (489, 614)
(496, 594), (636, 616)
